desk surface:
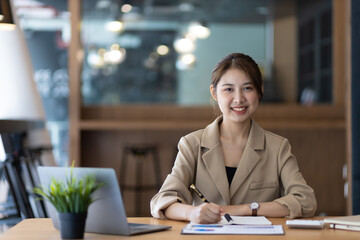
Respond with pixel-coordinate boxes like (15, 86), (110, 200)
(1, 217), (360, 240)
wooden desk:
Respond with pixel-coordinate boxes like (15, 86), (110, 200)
(1, 217), (360, 240)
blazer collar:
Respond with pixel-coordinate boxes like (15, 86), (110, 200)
(201, 116), (265, 203)
(247, 119), (265, 151)
(201, 116), (265, 150)
(201, 116), (222, 149)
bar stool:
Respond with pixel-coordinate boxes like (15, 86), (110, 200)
(119, 145), (162, 216)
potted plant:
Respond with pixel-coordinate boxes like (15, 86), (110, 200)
(33, 165), (103, 239)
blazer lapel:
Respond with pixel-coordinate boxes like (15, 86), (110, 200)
(201, 116), (231, 204)
(203, 144), (231, 204)
(230, 120), (265, 198)
(229, 144), (260, 197)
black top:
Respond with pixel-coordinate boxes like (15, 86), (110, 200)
(225, 166), (237, 185)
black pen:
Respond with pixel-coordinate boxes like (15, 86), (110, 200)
(190, 184), (234, 223)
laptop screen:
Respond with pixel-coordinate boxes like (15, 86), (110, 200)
(37, 167), (132, 235)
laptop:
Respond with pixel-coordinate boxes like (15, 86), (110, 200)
(37, 166), (171, 236)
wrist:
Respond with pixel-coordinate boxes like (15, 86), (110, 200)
(249, 202), (260, 216)
(231, 204), (251, 216)
(185, 205), (195, 221)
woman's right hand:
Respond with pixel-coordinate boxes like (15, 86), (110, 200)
(186, 203), (223, 223)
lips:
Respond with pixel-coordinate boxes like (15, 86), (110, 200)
(231, 106), (248, 113)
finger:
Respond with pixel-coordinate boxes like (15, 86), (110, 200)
(202, 212), (221, 223)
(207, 203), (222, 214)
(195, 205), (218, 222)
(203, 206), (222, 221)
(198, 203), (223, 223)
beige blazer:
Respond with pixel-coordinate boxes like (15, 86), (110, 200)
(150, 116), (317, 219)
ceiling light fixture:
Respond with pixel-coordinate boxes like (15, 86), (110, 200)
(121, 4), (132, 13)
(156, 45), (169, 55)
(87, 49), (105, 68)
(106, 20), (124, 32)
(104, 44), (126, 64)
(188, 22), (211, 39)
(173, 36), (195, 53)
(176, 53), (196, 70)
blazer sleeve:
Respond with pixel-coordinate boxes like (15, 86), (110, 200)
(273, 139), (317, 218)
(150, 136), (197, 219)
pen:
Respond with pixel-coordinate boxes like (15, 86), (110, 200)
(190, 184), (209, 203)
(190, 184), (234, 223)
(224, 213), (234, 223)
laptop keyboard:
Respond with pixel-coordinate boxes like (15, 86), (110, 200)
(129, 223), (153, 231)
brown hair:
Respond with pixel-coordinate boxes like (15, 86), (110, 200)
(211, 53), (263, 100)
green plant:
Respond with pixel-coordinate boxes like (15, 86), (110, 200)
(34, 165), (104, 213)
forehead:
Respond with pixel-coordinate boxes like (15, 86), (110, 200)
(219, 68), (253, 85)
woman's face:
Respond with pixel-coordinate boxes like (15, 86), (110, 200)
(211, 68), (260, 124)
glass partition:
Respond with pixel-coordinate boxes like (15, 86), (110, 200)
(16, 0), (70, 166)
(80, 0), (332, 106)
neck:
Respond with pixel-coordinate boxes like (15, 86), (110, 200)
(220, 118), (251, 143)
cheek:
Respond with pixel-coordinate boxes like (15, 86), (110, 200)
(216, 96), (230, 109)
(251, 97), (260, 108)
(249, 92), (260, 104)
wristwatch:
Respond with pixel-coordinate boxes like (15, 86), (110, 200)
(249, 202), (259, 216)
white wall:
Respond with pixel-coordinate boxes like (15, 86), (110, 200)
(177, 23), (267, 105)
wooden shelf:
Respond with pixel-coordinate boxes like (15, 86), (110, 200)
(79, 119), (345, 131)
(80, 120), (209, 131)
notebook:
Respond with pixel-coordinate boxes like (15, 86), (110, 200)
(37, 166), (171, 236)
(324, 215), (360, 231)
(324, 215), (360, 226)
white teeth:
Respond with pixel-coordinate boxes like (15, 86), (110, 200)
(233, 107), (246, 111)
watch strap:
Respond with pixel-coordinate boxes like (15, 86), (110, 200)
(252, 208), (257, 216)
(250, 202), (259, 216)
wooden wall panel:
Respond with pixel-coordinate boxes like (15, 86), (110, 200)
(81, 129), (189, 216)
(272, 128), (346, 216)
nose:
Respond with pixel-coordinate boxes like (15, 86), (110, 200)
(233, 90), (245, 104)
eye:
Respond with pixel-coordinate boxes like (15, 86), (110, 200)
(243, 86), (254, 91)
(224, 88), (233, 92)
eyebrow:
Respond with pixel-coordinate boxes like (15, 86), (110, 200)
(221, 83), (234, 87)
(220, 81), (253, 87)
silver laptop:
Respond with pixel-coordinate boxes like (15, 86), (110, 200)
(37, 166), (171, 236)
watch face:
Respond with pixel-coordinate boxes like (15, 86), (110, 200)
(250, 202), (259, 209)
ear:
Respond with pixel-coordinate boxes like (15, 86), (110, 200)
(210, 85), (217, 101)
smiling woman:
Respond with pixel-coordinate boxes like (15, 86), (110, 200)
(150, 53), (317, 223)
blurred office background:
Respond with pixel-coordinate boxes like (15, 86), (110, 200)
(1, 0), (359, 230)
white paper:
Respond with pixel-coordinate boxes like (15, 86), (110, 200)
(219, 216), (272, 225)
(190, 216), (272, 226)
(182, 224), (284, 235)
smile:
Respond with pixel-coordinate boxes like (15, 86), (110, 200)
(232, 107), (247, 112)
